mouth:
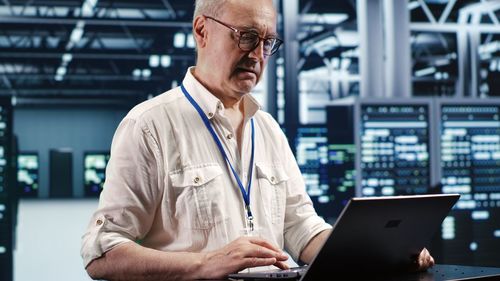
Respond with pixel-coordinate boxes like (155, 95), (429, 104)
(235, 67), (258, 77)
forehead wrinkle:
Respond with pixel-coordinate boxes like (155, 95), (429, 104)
(222, 0), (276, 34)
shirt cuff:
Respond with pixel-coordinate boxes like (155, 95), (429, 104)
(80, 215), (134, 268)
(286, 216), (332, 262)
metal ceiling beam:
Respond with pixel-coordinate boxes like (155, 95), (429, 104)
(1, 0), (15, 15)
(0, 89), (145, 95)
(160, 0), (176, 19)
(0, 51), (195, 61)
(3, 73), (165, 81)
(417, 0), (437, 24)
(384, 0), (411, 98)
(1, 74), (17, 95)
(357, 0), (384, 98)
(438, 0), (456, 24)
(0, 16), (192, 28)
(411, 23), (500, 33)
(12, 97), (140, 107)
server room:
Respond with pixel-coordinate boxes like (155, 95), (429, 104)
(1, 0), (500, 280)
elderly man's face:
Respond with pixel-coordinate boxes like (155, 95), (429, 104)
(204, 0), (277, 96)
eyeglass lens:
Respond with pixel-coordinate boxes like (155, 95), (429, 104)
(239, 32), (280, 55)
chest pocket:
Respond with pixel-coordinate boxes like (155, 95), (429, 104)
(169, 163), (224, 230)
(256, 163), (289, 225)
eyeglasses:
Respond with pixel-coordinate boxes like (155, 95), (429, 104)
(205, 15), (283, 56)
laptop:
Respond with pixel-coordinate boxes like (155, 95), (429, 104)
(229, 193), (460, 280)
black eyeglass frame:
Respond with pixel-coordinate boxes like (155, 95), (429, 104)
(204, 15), (283, 56)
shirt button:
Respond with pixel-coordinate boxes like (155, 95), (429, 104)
(227, 133), (233, 140)
(270, 176), (276, 183)
(96, 219), (103, 226)
(217, 104), (222, 110)
(208, 112), (214, 118)
(194, 176), (201, 184)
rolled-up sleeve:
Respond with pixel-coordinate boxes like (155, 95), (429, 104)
(280, 131), (332, 262)
(80, 116), (163, 267)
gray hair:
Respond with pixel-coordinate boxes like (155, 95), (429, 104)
(193, 0), (227, 20)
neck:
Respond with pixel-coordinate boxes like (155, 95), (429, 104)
(192, 67), (244, 110)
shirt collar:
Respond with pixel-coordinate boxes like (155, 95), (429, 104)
(182, 67), (261, 120)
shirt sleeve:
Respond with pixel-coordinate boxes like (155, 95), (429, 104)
(277, 126), (332, 262)
(80, 117), (164, 268)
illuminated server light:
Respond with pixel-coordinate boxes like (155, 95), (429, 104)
(362, 187), (375, 196)
(318, 196), (329, 203)
(442, 216), (455, 240)
(161, 55), (172, 68)
(456, 200), (477, 209)
(470, 242), (478, 251)
(415, 67), (436, 77)
(381, 187), (394, 196)
(174, 32), (186, 48)
(443, 121), (500, 128)
(149, 55), (160, 67)
(186, 33), (196, 48)
(364, 122), (427, 128)
(132, 69), (152, 80)
(471, 211), (490, 220)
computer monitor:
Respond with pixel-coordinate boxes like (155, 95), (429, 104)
(437, 99), (500, 266)
(355, 99), (433, 197)
(0, 97), (13, 281)
(17, 152), (39, 198)
(84, 152), (110, 197)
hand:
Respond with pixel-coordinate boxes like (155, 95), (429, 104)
(410, 248), (435, 272)
(198, 236), (289, 279)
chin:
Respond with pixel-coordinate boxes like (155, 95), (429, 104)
(234, 81), (257, 94)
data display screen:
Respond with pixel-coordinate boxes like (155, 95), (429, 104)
(17, 153), (39, 197)
(438, 104), (500, 266)
(295, 124), (355, 224)
(84, 152), (110, 197)
(0, 99), (13, 280)
(360, 104), (431, 196)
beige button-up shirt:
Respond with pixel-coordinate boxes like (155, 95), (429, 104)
(81, 67), (331, 267)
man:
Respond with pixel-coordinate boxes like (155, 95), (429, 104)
(81, 0), (434, 280)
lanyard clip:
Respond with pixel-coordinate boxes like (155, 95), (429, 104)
(248, 219), (254, 232)
(246, 205), (254, 232)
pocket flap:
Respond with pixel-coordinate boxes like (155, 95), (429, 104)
(169, 164), (223, 187)
(255, 163), (289, 184)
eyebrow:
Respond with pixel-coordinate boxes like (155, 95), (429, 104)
(239, 26), (279, 38)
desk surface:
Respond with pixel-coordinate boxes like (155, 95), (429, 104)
(226, 264), (500, 281)
(415, 264), (500, 281)
(359, 264), (500, 281)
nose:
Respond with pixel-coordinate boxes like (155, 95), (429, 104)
(248, 39), (266, 61)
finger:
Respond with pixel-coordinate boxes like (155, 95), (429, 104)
(273, 260), (290, 270)
(243, 257), (278, 269)
(247, 237), (283, 253)
(245, 245), (289, 261)
(418, 254), (432, 271)
(423, 248), (430, 256)
(244, 238), (288, 260)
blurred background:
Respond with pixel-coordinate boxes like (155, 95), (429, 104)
(0, 0), (499, 280)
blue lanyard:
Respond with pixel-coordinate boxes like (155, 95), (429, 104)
(181, 84), (256, 227)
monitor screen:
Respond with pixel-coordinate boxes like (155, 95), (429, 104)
(295, 126), (333, 222)
(17, 153), (39, 197)
(84, 152), (110, 197)
(359, 103), (431, 196)
(296, 121), (356, 223)
(438, 103), (500, 265)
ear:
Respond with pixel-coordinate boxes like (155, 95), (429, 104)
(193, 15), (208, 49)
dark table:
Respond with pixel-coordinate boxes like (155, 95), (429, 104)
(405, 264), (500, 281)
(226, 264), (500, 281)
